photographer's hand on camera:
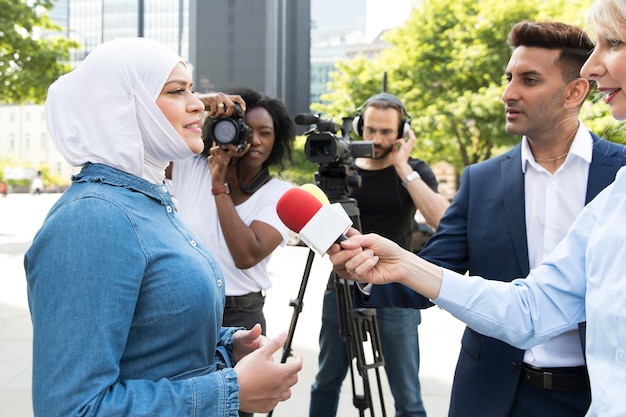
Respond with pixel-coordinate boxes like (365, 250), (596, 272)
(195, 92), (246, 117)
(207, 143), (247, 193)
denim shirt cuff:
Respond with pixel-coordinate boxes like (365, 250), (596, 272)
(220, 326), (246, 365)
(221, 368), (240, 416)
(192, 367), (240, 416)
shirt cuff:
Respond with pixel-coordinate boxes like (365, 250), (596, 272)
(434, 269), (472, 313)
(356, 282), (372, 295)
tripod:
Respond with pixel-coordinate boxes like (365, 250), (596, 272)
(268, 196), (387, 417)
(332, 197), (387, 417)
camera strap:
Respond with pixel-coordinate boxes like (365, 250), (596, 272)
(240, 167), (271, 194)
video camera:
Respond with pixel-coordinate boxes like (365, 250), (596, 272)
(296, 113), (373, 165)
(295, 113), (374, 201)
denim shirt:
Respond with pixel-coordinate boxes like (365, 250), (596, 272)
(25, 163), (241, 416)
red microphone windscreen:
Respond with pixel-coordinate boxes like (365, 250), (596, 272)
(276, 187), (323, 233)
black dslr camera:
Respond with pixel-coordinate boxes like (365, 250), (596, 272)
(207, 103), (251, 152)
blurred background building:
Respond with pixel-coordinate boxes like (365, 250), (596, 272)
(0, 0), (411, 187)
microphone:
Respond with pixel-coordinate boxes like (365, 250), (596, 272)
(299, 183), (330, 204)
(276, 184), (352, 255)
(294, 113), (320, 126)
(294, 113), (342, 133)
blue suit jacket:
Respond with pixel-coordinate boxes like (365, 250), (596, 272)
(363, 133), (626, 416)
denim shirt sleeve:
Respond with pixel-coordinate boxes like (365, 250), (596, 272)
(218, 326), (244, 365)
(25, 194), (241, 417)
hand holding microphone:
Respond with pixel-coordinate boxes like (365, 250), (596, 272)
(276, 184), (352, 255)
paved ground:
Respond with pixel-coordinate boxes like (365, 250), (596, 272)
(0, 193), (465, 417)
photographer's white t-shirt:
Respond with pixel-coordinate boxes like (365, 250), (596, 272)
(170, 154), (292, 295)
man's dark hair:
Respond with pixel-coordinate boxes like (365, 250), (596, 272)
(507, 21), (595, 83)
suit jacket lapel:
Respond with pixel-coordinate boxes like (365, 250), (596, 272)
(586, 134), (623, 203)
(501, 147), (530, 275)
(501, 136), (622, 274)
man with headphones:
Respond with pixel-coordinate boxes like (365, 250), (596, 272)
(309, 93), (450, 417)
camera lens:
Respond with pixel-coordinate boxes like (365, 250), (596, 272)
(212, 119), (238, 145)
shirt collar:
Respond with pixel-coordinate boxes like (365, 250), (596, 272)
(521, 121), (593, 173)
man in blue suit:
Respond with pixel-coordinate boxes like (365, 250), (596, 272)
(362, 21), (626, 417)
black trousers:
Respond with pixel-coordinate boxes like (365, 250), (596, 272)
(507, 378), (591, 417)
(222, 292), (266, 417)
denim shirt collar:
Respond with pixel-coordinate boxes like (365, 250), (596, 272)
(73, 163), (172, 204)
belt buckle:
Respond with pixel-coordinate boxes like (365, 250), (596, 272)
(543, 371), (553, 390)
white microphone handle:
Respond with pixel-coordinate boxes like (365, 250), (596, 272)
(298, 203), (352, 255)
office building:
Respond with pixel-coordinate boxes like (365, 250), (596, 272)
(1, 0), (310, 185)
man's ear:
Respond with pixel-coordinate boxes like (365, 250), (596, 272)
(565, 78), (590, 109)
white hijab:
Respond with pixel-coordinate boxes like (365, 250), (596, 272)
(45, 37), (195, 184)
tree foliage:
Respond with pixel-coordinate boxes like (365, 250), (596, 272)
(0, 0), (77, 104)
(313, 0), (624, 174)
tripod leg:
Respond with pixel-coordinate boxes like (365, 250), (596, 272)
(335, 275), (387, 417)
(351, 303), (387, 417)
(267, 248), (316, 417)
(279, 248), (315, 363)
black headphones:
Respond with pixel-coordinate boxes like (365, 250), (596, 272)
(352, 93), (412, 139)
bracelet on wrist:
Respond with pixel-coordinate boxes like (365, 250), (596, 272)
(401, 171), (420, 188)
(212, 182), (231, 195)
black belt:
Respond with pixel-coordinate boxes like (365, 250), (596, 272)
(521, 364), (589, 391)
(224, 291), (264, 308)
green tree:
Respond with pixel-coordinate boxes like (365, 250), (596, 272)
(311, 55), (384, 118)
(381, 0), (538, 167)
(314, 0), (624, 174)
(0, 0), (77, 104)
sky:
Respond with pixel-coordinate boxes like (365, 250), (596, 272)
(366, 0), (413, 41)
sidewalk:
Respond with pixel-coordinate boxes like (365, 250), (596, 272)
(0, 193), (464, 417)
(0, 193), (54, 417)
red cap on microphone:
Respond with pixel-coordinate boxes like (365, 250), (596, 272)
(276, 187), (323, 233)
(276, 185), (352, 255)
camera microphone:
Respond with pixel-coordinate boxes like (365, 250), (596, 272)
(276, 184), (352, 255)
(294, 113), (320, 126)
(295, 113), (343, 133)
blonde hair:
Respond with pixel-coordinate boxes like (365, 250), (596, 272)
(587, 0), (626, 42)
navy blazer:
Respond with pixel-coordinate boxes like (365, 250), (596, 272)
(363, 133), (626, 416)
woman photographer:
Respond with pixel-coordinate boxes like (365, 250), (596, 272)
(168, 88), (295, 416)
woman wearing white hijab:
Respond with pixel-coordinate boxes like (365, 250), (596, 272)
(24, 37), (301, 417)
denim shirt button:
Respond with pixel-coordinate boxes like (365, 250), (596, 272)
(166, 206), (173, 213)
(190, 240), (197, 247)
(217, 279), (222, 287)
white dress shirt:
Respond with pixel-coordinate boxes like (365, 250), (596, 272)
(520, 124), (592, 367)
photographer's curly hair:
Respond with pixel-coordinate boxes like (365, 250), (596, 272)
(202, 87), (295, 172)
